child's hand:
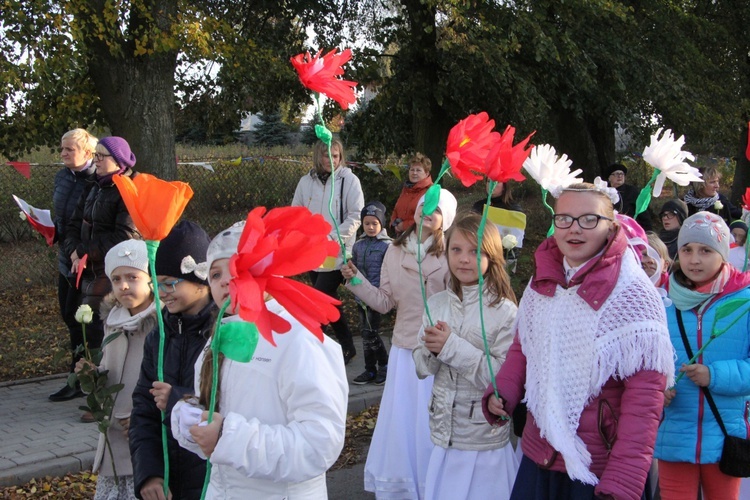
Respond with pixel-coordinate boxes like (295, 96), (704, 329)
(341, 261), (358, 280)
(190, 411), (224, 458)
(150, 381), (172, 411)
(663, 388), (676, 407)
(119, 417), (130, 439)
(680, 363), (711, 387)
(423, 321), (450, 355)
(487, 395), (509, 419)
(74, 358), (95, 375)
(140, 476), (172, 500)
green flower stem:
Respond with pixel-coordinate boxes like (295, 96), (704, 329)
(540, 188), (555, 237)
(313, 93), (359, 284)
(744, 240), (749, 272)
(81, 322), (91, 363)
(478, 182), (506, 419)
(672, 306), (750, 386)
(145, 240), (169, 498)
(417, 217), (434, 327)
(200, 298), (232, 500)
(633, 170), (659, 220)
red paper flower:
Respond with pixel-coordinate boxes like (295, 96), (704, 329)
(484, 125), (535, 183)
(229, 206), (341, 345)
(290, 49), (358, 110)
(445, 112), (500, 187)
(743, 188), (750, 210)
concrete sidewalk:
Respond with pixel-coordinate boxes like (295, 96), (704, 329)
(0, 351), (383, 487)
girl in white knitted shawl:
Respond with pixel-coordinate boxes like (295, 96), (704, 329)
(483, 182), (675, 500)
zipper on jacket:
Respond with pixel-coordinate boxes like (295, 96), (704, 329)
(178, 318), (183, 335)
(469, 401), (475, 419)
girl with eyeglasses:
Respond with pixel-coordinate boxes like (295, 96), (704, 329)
(130, 221), (214, 500)
(484, 182), (675, 500)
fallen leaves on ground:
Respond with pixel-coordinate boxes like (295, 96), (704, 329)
(0, 286), (69, 383)
(332, 404), (379, 470)
(1, 472), (97, 499)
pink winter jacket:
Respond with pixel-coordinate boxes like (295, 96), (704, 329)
(482, 228), (667, 500)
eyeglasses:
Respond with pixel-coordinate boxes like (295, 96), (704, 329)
(609, 171), (625, 177)
(660, 212), (677, 220)
(94, 152), (112, 161)
(149, 278), (185, 293)
(553, 214), (612, 229)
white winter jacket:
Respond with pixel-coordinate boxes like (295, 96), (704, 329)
(413, 285), (516, 451)
(173, 300), (348, 499)
(292, 166), (364, 271)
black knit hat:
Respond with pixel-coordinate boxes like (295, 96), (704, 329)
(605, 163), (628, 178)
(155, 220), (211, 285)
(361, 201), (387, 228)
(659, 199), (688, 224)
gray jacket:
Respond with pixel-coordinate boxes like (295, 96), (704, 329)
(413, 285), (516, 451)
(291, 166), (364, 271)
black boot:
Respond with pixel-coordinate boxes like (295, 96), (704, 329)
(48, 381), (84, 402)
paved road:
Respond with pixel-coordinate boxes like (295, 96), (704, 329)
(0, 349), (383, 499)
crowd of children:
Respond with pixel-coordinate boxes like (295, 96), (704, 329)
(45, 128), (750, 500)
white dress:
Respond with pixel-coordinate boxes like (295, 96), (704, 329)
(364, 345), (434, 499)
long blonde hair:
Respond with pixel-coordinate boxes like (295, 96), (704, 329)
(446, 213), (517, 306)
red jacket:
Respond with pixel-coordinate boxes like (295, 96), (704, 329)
(390, 176), (433, 233)
(482, 228), (666, 500)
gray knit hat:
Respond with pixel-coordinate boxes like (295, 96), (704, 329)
(105, 239), (149, 279)
(361, 201), (387, 228)
(207, 221), (245, 272)
(678, 211), (730, 261)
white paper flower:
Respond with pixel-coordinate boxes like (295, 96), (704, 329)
(715, 201), (724, 210)
(502, 234), (518, 250)
(523, 144), (583, 197)
(642, 128), (701, 197)
(592, 177), (620, 205)
(75, 304), (94, 324)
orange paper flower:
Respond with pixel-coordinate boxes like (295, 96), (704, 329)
(445, 112), (500, 187)
(484, 125), (535, 183)
(229, 206), (341, 345)
(290, 49), (358, 110)
(113, 173), (194, 241)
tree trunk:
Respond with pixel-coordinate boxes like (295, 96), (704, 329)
(586, 113), (616, 174)
(89, 54), (178, 179)
(553, 107), (599, 180)
(401, 0), (452, 171)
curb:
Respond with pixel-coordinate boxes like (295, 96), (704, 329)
(0, 373), (67, 389)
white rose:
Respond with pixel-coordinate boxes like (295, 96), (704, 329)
(715, 201), (724, 210)
(502, 234), (518, 250)
(75, 304), (94, 324)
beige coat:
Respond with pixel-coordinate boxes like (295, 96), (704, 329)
(345, 242), (449, 349)
(92, 296), (156, 476)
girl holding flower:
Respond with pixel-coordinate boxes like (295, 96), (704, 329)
(483, 183), (674, 500)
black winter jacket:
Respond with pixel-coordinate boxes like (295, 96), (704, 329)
(129, 300), (215, 499)
(52, 164), (96, 275)
(63, 170), (141, 298)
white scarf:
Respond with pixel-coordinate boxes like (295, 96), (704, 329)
(106, 301), (156, 333)
(519, 251), (674, 484)
(403, 232), (434, 262)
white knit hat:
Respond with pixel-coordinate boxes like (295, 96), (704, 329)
(416, 188), (458, 230)
(207, 221), (246, 271)
(105, 239), (149, 279)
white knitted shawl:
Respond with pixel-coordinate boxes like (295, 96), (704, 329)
(518, 250), (674, 485)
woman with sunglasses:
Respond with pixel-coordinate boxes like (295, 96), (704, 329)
(63, 137), (141, 415)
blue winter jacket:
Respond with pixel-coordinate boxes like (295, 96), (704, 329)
(655, 267), (750, 464)
(351, 229), (391, 302)
(52, 164), (96, 275)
